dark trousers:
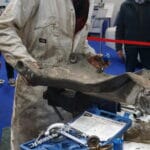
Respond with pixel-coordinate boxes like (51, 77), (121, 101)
(5, 62), (14, 79)
(125, 47), (150, 72)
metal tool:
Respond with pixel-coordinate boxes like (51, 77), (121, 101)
(69, 53), (78, 64)
(87, 135), (100, 150)
(29, 132), (59, 148)
(29, 123), (64, 148)
(121, 104), (143, 118)
(59, 130), (87, 146)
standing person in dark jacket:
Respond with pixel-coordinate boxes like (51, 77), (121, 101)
(115, 0), (150, 72)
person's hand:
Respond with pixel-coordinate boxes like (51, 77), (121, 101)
(117, 50), (124, 58)
(21, 61), (42, 85)
(117, 50), (125, 62)
(87, 54), (103, 69)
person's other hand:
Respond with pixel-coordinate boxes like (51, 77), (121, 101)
(87, 54), (103, 69)
(117, 50), (125, 62)
(21, 61), (42, 85)
(117, 50), (124, 58)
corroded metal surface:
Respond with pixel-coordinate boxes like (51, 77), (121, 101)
(15, 54), (150, 114)
(14, 55), (150, 143)
(124, 119), (150, 144)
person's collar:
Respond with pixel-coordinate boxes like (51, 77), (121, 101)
(135, 0), (145, 4)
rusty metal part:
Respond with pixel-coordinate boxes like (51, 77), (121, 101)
(100, 145), (113, 150)
(69, 53), (78, 64)
(15, 54), (150, 114)
(124, 120), (150, 144)
(87, 136), (113, 150)
(87, 136), (100, 150)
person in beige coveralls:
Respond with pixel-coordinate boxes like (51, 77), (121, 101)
(0, 0), (95, 149)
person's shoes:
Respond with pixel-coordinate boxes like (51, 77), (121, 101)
(8, 78), (16, 86)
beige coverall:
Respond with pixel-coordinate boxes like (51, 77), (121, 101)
(0, 0), (95, 149)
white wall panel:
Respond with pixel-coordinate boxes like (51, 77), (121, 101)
(95, 0), (125, 25)
(0, 0), (10, 6)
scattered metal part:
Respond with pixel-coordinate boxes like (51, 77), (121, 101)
(124, 119), (150, 143)
(69, 53), (78, 64)
(87, 135), (100, 150)
(121, 105), (143, 118)
(97, 67), (104, 73)
(44, 123), (64, 136)
(29, 133), (59, 148)
(100, 144), (113, 150)
(121, 104), (135, 111)
(87, 135), (113, 150)
(29, 123), (64, 148)
(136, 88), (150, 114)
(33, 131), (45, 146)
(59, 130), (87, 146)
(133, 110), (143, 118)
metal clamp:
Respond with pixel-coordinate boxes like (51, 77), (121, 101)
(69, 53), (78, 64)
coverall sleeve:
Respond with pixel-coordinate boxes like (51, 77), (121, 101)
(82, 0), (96, 55)
(84, 39), (96, 55)
(0, 0), (38, 67)
(115, 4), (125, 51)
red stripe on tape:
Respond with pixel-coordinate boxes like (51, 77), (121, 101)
(87, 37), (150, 47)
